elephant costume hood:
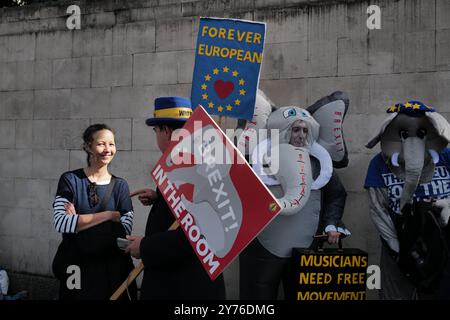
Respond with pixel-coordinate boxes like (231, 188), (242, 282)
(366, 101), (450, 149)
(251, 106), (321, 216)
(366, 101), (450, 209)
(267, 107), (320, 148)
(241, 91), (350, 246)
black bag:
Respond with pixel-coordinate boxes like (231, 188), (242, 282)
(75, 221), (126, 256)
(52, 235), (80, 280)
(398, 201), (449, 291)
(291, 238), (368, 300)
(52, 177), (119, 277)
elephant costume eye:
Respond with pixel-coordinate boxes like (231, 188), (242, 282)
(283, 108), (297, 118)
(417, 128), (427, 139)
(399, 129), (409, 140)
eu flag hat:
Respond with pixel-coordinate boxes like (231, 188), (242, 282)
(145, 96), (193, 126)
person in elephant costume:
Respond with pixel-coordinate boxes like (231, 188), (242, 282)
(239, 90), (351, 300)
(364, 101), (450, 299)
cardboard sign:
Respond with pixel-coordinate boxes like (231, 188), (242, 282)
(291, 247), (368, 300)
(191, 17), (266, 120)
(151, 106), (281, 279)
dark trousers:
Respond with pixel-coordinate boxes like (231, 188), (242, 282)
(239, 238), (295, 300)
(380, 242), (450, 300)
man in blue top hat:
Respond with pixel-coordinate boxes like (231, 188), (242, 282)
(126, 96), (226, 300)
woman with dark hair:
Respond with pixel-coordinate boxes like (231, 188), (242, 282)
(52, 124), (137, 300)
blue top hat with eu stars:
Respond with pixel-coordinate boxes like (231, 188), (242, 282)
(145, 96), (193, 126)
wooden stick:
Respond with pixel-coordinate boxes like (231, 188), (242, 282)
(110, 262), (144, 300)
(110, 221), (180, 300)
(218, 115), (225, 129)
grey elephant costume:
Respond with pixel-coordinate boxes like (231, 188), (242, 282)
(239, 91), (350, 300)
(364, 101), (450, 299)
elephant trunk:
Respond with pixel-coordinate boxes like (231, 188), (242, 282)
(399, 137), (426, 209)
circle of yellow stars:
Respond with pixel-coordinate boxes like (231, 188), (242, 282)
(387, 102), (432, 113)
(201, 66), (246, 113)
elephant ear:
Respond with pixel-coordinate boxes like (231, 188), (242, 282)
(236, 89), (274, 156)
(425, 112), (450, 150)
(366, 113), (398, 149)
(307, 91), (350, 168)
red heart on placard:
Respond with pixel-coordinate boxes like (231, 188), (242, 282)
(214, 80), (234, 100)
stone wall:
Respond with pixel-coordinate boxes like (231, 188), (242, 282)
(1, 0), (449, 299)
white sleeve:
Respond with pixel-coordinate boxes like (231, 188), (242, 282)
(367, 187), (399, 252)
(120, 211), (133, 235)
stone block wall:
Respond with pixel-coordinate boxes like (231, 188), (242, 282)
(1, 0), (449, 299)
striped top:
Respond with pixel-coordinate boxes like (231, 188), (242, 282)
(53, 169), (133, 235)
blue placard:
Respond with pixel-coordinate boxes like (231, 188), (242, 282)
(191, 18), (266, 120)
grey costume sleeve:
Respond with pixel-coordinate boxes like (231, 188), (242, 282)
(367, 187), (399, 252)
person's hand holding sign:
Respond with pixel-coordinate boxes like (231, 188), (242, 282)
(130, 188), (158, 206)
(327, 231), (341, 244)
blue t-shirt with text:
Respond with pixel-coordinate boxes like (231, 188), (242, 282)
(364, 148), (450, 215)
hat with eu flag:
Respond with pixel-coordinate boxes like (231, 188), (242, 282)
(145, 96), (193, 126)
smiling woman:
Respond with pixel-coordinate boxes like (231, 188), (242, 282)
(51, 124), (137, 300)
